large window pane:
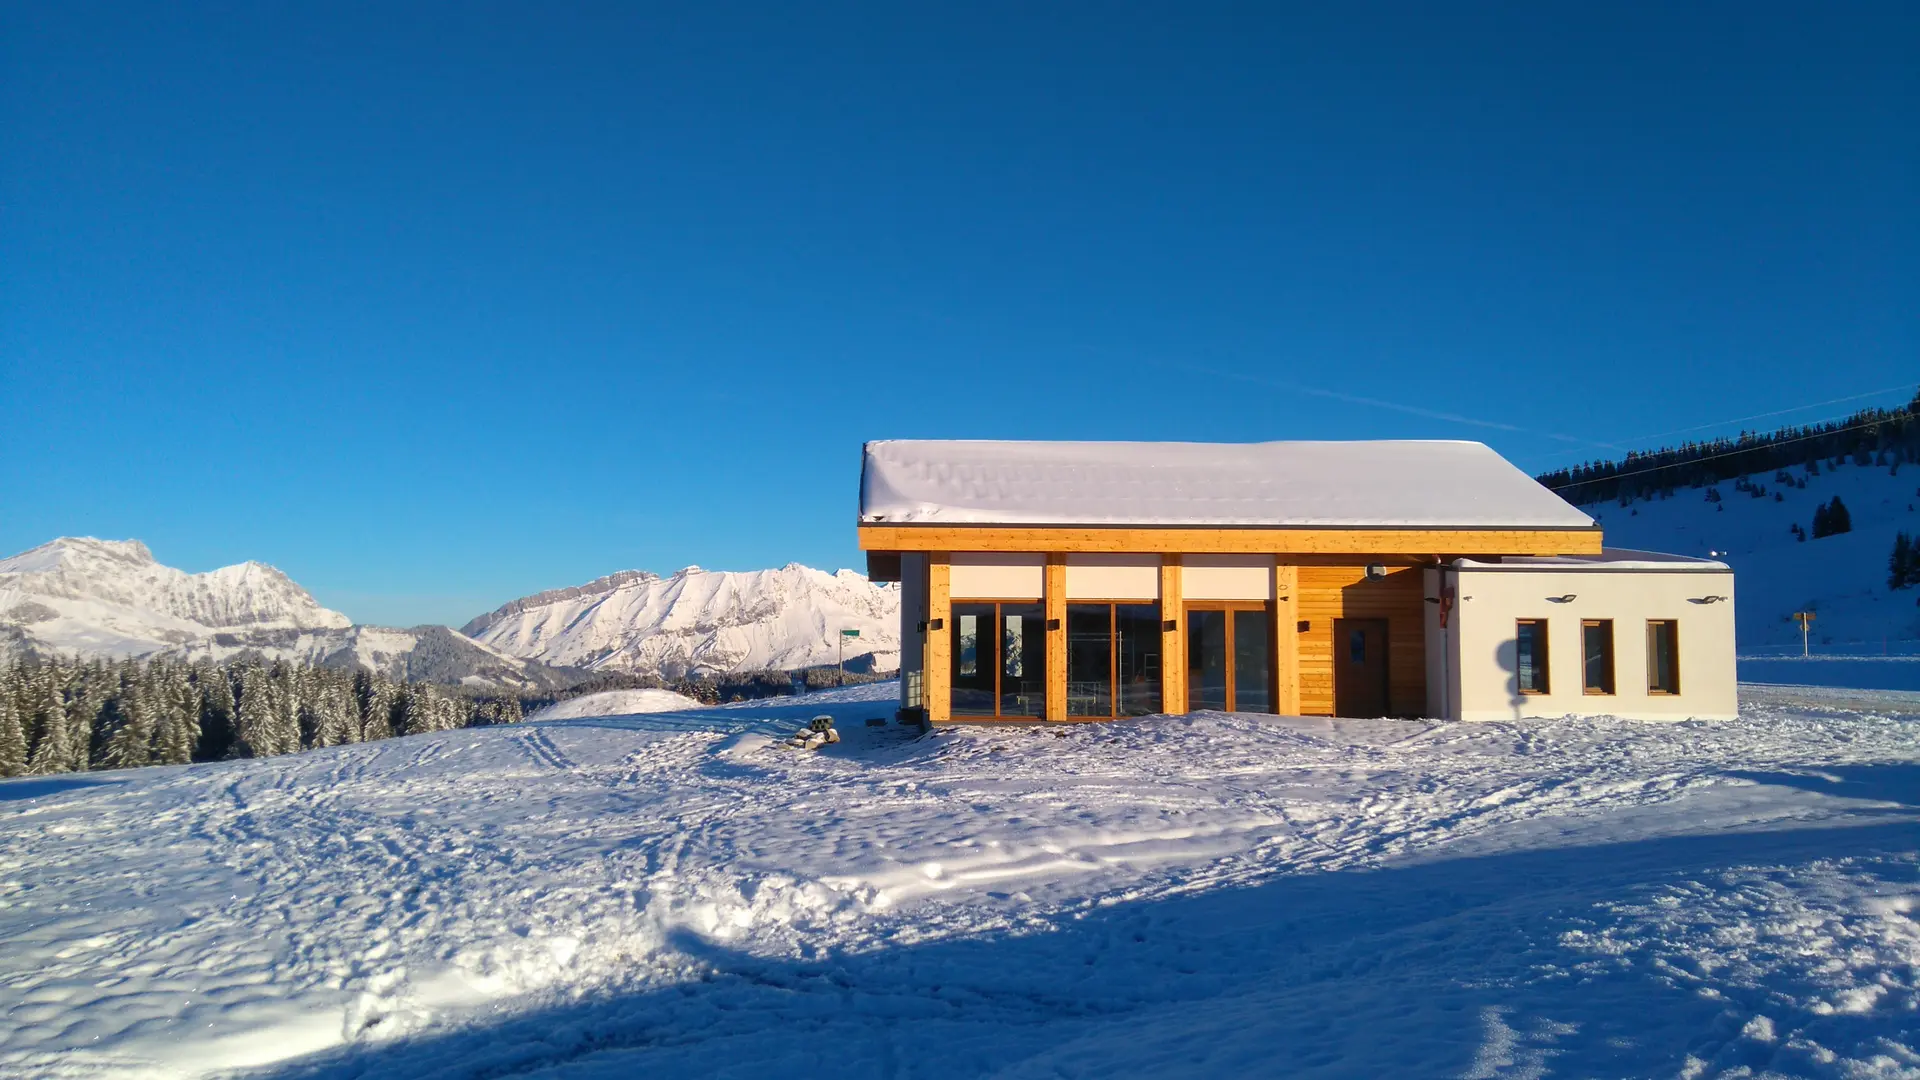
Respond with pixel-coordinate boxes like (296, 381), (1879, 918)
(1116, 604), (1162, 716)
(1187, 610), (1228, 712)
(1516, 620), (1549, 694)
(1647, 620), (1680, 694)
(1233, 609), (1271, 713)
(1582, 620), (1615, 695)
(952, 604), (996, 716)
(1000, 604), (1046, 717)
(1066, 605), (1112, 716)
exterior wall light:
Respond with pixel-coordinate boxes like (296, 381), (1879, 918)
(1548, 594), (1577, 603)
(1365, 564), (1388, 581)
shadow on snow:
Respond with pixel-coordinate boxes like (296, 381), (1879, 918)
(255, 798), (1920, 1080)
(0, 774), (125, 802)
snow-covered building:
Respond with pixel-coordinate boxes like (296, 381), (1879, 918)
(858, 440), (1737, 723)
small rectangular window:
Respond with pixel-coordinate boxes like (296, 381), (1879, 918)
(957, 614), (978, 677)
(1582, 620), (1615, 695)
(1647, 620), (1680, 694)
(1516, 619), (1550, 694)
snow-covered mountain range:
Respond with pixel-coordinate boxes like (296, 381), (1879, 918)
(2, 537), (900, 685)
(462, 564), (900, 678)
(1578, 457), (1919, 651)
(0, 538), (565, 691)
(0, 538), (350, 653)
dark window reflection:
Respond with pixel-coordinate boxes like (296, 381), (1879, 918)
(951, 601), (1045, 718)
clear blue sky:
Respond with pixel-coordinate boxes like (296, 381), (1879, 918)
(3, 3), (1914, 627)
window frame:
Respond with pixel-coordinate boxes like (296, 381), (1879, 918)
(950, 597), (1046, 720)
(1646, 619), (1681, 696)
(1183, 600), (1274, 714)
(1065, 599), (1163, 719)
(1515, 618), (1551, 695)
(1581, 619), (1616, 696)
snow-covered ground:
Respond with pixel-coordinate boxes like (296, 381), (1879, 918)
(523, 688), (706, 721)
(2, 682), (1916, 1079)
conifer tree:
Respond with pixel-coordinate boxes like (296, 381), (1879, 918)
(64, 662), (109, 771)
(1891, 533), (1914, 591)
(151, 662), (201, 766)
(270, 661), (303, 756)
(0, 672), (27, 778)
(100, 660), (156, 770)
(1812, 502), (1831, 538)
(24, 664), (72, 775)
(1827, 496), (1852, 535)
(358, 672), (397, 743)
(196, 661), (238, 761)
(235, 664), (276, 758)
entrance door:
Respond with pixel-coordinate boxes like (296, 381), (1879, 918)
(1333, 618), (1390, 717)
(1186, 604), (1272, 713)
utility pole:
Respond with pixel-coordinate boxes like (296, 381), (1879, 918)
(1792, 611), (1816, 659)
(839, 628), (860, 686)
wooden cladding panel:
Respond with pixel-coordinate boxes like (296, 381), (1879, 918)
(1160, 556), (1184, 715)
(1044, 556), (1067, 721)
(1295, 565), (1427, 717)
(858, 525), (1600, 557)
(1273, 564), (1300, 715)
(925, 555), (952, 724)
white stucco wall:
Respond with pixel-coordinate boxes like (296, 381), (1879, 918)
(1182, 555), (1275, 601)
(1064, 554), (1160, 600)
(950, 553), (1045, 599)
(1446, 565), (1736, 722)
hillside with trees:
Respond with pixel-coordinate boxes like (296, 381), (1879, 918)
(1537, 389), (1920, 507)
(1557, 391), (1920, 659)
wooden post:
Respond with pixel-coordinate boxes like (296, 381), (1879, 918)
(1045, 555), (1067, 721)
(925, 554), (951, 723)
(1273, 563), (1300, 716)
(1160, 555), (1184, 715)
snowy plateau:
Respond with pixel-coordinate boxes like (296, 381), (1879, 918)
(1, 683), (1917, 1078)
(462, 563), (900, 678)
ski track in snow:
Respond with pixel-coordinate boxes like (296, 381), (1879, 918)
(0, 683), (1916, 1079)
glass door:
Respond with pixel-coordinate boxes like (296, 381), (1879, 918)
(952, 602), (1046, 718)
(1066, 602), (1162, 717)
(1185, 603), (1272, 713)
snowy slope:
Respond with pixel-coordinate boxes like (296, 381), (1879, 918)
(0, 539), (570, 691)
(0, 683), (1915, 1078)
(524, 688), (705, 721)
(1581, 460), (1920, 651)
(464, 563), (900, 677)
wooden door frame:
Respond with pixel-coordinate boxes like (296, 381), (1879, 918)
(1331, 616), (1391, 718)
(1063, 599), (1163, 719)
(949, 599), (1047, 720)
(1182, 600), (1276, 713)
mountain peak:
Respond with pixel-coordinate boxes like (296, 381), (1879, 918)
(465, 562), (898, 678)
(0, 536), (156, 574)
(0, 536), (352, 656)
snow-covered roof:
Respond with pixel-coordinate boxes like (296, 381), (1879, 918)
(1455, 548), (1730, 572)
(859, 440), (1595, 529)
